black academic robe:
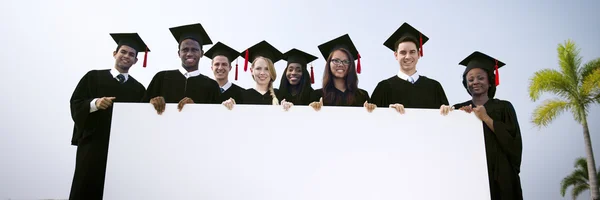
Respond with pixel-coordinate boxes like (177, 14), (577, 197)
(279, 87), (315, 106)
(312, 88), (370, 107)
(69, 69), (146, 200)
(219, 83), (245, 103)
(239, 88), (280, 105)
(453, 99), (523, 200)
(142, 69), (221, 104)
(370, 76), (449, 108)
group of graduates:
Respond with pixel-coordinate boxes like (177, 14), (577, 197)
(69, 22), (523, 200)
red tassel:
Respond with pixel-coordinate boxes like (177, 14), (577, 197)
(356, 53), (361, 74)
(494, 60), (499, 86)
(310, 64), (315, 84)
(244, 50), (249, 72)
(143, 47), (148, 68)
(419, 34), (423, 57)
(235, 59), (239, 81)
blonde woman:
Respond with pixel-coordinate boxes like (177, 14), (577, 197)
(222, 41), (293, 110)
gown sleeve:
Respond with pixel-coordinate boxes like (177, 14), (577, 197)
(142, 71), (165, 102)
(492, 100), (523, 171)
(370, 80), (389, 107)
(69, 70), (97, 145)
(436, 81), (449, 106)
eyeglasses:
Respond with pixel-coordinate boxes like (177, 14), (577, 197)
(330, 59), (350, 66)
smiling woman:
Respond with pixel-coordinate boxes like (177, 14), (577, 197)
(278, 48), (318, 106)
(309, 34), (374, 112)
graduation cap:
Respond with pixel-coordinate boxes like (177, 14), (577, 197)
(169, 23), (213, 46)
(317, 34), (362, 74)
(240, 40), (283, 73)
(383, 22), (429, 57)
(110, 33), (151, 67)
(459, 51), (505, 86)
(282, 49), (318, 84)
(204, 42), (241, 80)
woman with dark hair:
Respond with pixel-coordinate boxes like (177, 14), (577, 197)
(278, 49), (318, 105)
(308, 34), (376, 112)
(452, 51), (523, 200)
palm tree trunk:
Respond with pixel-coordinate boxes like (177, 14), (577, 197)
(582, 115), (599, 200)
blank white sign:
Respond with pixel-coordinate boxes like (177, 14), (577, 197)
(104, 103), (490, 200)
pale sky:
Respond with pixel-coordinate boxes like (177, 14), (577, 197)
(1, 0), (600, 199)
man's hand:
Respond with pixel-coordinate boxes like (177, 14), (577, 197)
(178, 97), (194, 112)
(150, 96), (166, 115)
(95, 97), (116, 110)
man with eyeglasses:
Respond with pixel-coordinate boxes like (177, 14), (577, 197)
(370, 22), (449, 114)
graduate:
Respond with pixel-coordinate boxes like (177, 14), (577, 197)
(204, 42), (245, 103)
(308, 34), (376, 112)
(370, 22), (449, 114)
(143, 23), (221, 114)
(69, 33), (149, 200)
(452, 51), (523, 200)
(221, 41), (292, 110)
(278, 48), (318, 105)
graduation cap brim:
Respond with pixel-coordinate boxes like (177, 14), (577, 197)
(460, 51), (506, 88)
(204, 42), (240, 63)
(110, 33), (150, 53)
(241, 41), (283, 63)
(317, 34), (359, 61)
(383, 22), (429, 52)
(282, 48), (318, 66)
(459, 51), (505, 71)
(169, 23), (213, 46)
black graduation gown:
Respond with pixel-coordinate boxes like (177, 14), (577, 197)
(142, 69), (221, 104)
(69, 69), (146, 200)
(312, 88), (370, 107)
(453, 99), (523, 200)
(219, 83), (245, 103)
(239, 88), (280, 105)
(279, 87), (315, 106)
(370, 76), (449, 108)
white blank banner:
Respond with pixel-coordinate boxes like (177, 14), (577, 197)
(104, 103), (490, 200)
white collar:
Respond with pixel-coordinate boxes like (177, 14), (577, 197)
(397, 70), (420, 83)
(178, 68), (201, 78)
(110, 68), (129, 82)
(221, 81), (232, 91)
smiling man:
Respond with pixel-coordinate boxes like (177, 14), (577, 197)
(204, 42), (245, 102)
(69, 33), (149, 200)
(143, 23), (221, 114)
(370, 22), (449, 113)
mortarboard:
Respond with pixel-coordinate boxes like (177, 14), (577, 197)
(317, 34), (362, 74)
(204, 42), (241, 80)
(240, 40), (283, 72)
(110, 33), (151, 67)
(383, 22), (429, 57)
(169, 23), (213, 46)
(282, 48), (318, 84)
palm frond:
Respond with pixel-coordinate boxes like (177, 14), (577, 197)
(557, 39), (582, 85)
(561, 171), (588, 196)
(532, 99), (571, 127)
(575, 157), (590, 176)
(571, 183), (590, 200)
(528, 69), (575, 101)
(580, 57), (600, 80)
(581, 68), (600, 100)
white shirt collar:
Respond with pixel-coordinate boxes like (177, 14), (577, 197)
(110, 68), (129, 82)
(397, 70), (420, 83)
(221, 81), (232, 91)
(178, 68), (202, 78)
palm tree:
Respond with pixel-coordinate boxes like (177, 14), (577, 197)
(561, 157), (600, 200)
(529, 39), (600, 200)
